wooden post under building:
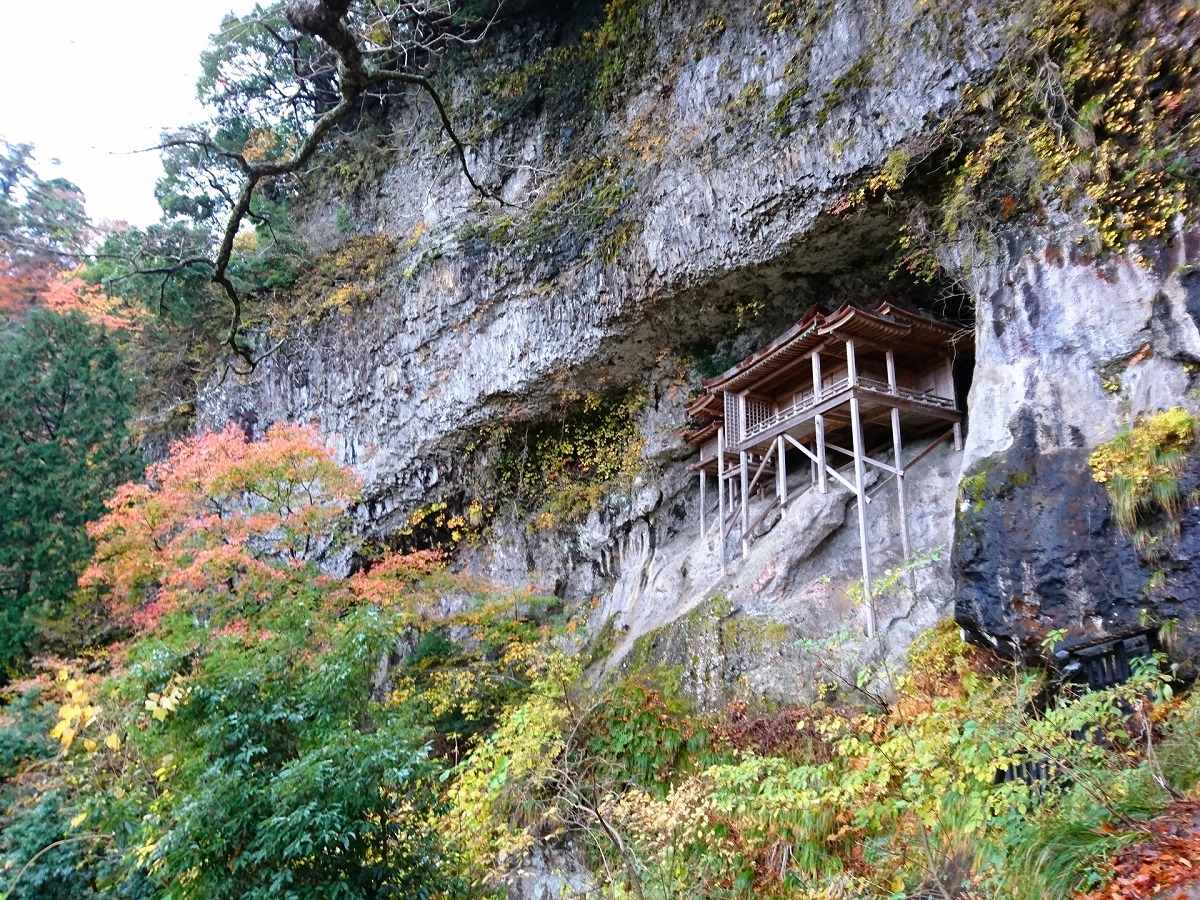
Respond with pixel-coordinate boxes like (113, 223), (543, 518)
(683, 301), (971, 637)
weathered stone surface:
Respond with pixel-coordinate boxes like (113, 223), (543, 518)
(198, 0), (993, 545)
(505, 842), (596, 900)
(954, 231), (1200, 665)
(610, 436), (964, 711)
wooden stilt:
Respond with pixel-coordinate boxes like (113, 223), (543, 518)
(740, 449), (750, 558)
(777, 435), (788, 505)
(813, 350), (828, 494)
(947, 356), (963, 454)
(847, 339), (876, 637)
(785, 433), (863, 496)
(717, 427), (726, 565)
(891, 405), (914, 594)
(816, 418), (829, 493)
(699, 470), (707, 538)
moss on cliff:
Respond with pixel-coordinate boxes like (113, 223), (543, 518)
(862, 0), (1200, 280)
(621, 592), (792, 709)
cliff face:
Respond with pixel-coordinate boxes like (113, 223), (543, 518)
(198, 0), (989, 519)
(954, 231), (1200, 667)
(196, 0), (1198, 703)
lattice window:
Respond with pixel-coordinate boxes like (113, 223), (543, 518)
(744, 397), (773, 437)
(724, 391), (740, 446)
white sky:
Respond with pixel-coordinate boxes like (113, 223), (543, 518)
(0, 0), (260, 227)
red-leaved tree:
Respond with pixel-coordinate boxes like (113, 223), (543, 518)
(82, 423), (360, 630)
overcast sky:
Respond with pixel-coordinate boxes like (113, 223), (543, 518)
(1, 1), (260, 226)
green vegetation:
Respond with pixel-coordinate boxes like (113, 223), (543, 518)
(7, 3), (1200, 898)
(452, 0), (658, 259)
(0, 310), (138, 679)
(0, 141), (88, 322)
(388, 389), (648, 554)
(2, 422), (1198, 898)
(862, 0), (1200, 279)
(1089, 406), (1200, 553)
(498, 390), (646, 530)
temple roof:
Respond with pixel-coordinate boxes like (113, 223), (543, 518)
(701, 301), (969, 396)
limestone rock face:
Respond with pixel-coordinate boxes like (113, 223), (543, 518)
(610, 437), (964, 712)
(190, 0), (1200, 703)
(953, 232), (1200, 665)
(197, 0), (992, 541)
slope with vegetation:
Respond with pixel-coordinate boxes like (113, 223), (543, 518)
(2, 0), (1200, 897)
(1, 426), (1198, 897)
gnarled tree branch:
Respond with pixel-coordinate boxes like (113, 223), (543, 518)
(149, 0), (501, 372)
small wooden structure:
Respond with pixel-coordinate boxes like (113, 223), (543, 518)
(685, 301), (970, 635)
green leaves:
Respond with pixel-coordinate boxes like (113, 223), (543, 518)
(0, 310), (137, 675)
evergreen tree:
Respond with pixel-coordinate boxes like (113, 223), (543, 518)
(0, 309), (137, 677)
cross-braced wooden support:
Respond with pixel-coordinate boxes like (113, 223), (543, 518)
(685, 301), (971, 635)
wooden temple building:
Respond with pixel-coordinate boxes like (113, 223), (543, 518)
(685, 301), (970, 635)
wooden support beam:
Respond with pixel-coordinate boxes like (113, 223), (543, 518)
(717, 426), (726, 565)
(815, 417), (829, 490)
(699, 469), (707, 538)
(746, 496), (780, 538)
(848, 337), (876, 637)
(850, 387), (963, 421)
(886, 348), (898, 395)
(954, 420), (963, 452)
(891, 405), (915, 595)
(783, 433), (864, 499)
(823, 441), (902, 476)
(813, 349), (828, 494)
(740, 449), (750, 558)
(746, 442), (776, 497)
(777, 435), (788, 505)
(904, 425), (957, 471)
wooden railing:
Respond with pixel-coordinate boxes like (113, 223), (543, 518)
(735, 377), (955, 447)
(856, 376), (957, 410)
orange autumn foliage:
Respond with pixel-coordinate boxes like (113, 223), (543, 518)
(43, 268), (146, 332)
(82, 423), (361, 630)
(1080, 800), (1200, 900)
(0, 257), (52, 320)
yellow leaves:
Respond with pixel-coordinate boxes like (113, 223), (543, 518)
(323, 284), (367, 314)
(50, 671), (99, 749)
(232, 227), (259, 253)
(145, 677), (190, 723)
(442, 691), (572, 881)
(70, 811), (88, 829)
(241, 126), (279, 163)
(49, 719), (77, 747)
(365, 20), (393, 46)
(105, 732), (122, 751)
(1088, 407), (1200, 534)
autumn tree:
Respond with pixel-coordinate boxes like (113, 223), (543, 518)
(0, 141), (89, 322)
(1, 425), (466, 898)
(82, 423), (360, 629)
